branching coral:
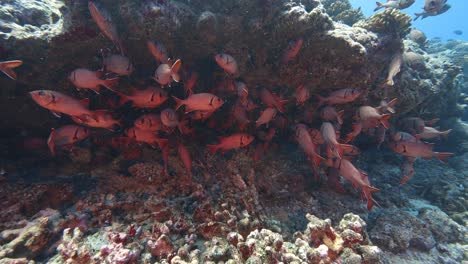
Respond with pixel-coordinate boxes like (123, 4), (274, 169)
(355, 8), (411, 38)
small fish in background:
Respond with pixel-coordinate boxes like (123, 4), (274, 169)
(214, 53), (239, 76)
(125, 127), (167, 149)
(259, 87), (288, 113)
(415, 126), (452, 140)
(173, 93), (224, 113)
(255, 107), (277, 128)
(177, 142), (192, 178)
(206, 133), (254, 154)
(147, 40), (169, 64)
(316, 88), (362, 107)
(102, 54), (134, 76)
(293, 123), (324, 167)
(453, 30), (463, 36)
(422, 0), (447, 13)
(0, 60), (22, 80)
(295, 84), (310, 106)
(69, 68), (119, 94)
(47, 125), (90, 157)
(414, 2), (451, 20)
(281, 37), (303, 64)
(400, 157), (416, 185)
(374, 0), (415, 11)
(357, 106), (391, 129)
(153, 59), (182, 87)
(29, 90), (97, 120)
(387, 140), (453, 162)
(88, 1), (124, 54)
(114, 86), (168, 108)
(385, 53), (403, 86)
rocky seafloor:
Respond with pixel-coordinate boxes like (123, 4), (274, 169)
(0, 0), (467, 263)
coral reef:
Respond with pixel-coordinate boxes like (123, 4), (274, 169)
(355, 8), (412, 38)
(322, 0), (365, 26)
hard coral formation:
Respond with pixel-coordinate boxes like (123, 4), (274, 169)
(355, 8), (412, 38)
(321, 0), (365, 26)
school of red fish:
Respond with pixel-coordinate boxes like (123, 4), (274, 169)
(0, 1), (454, 210)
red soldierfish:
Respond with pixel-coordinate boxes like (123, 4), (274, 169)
(321, 122), (355, 158)
(177, 142), (192, 178)
(154, 59), (182, 87)
(320, 106), (344, 125)
(0, 60), (22, 80)
(116, 86), (168, 108)
(88, 1), (124, 54)
(147, 40), (169, 63)
(47, 125), (90, 156)
(125, 127), (167, 149)
(281, 38), (303, 64)
(295, 84), (310, 106)
(256, 107), (277, 128)
(134, 114), (163, 132)
(316, 88), (362, 107)
(235, 81), (249, 102)
(357, 106), (391, 129)
(29, 90), (96, 119)
(214, 53), (238, 75)
(400, 157), (416, 185)
(103, 54), (133, 76)
(415, 126), (452, 140)
(69, 68), (118, 94)
(72, 110), (121, 131)
(259, 87), (288, 113)
(387, 140), (453, 162)
(294, 124), (324, 166)
(173, 93), (224, 113)
(207, 133), (254, 154)
(329, 158), (379, 210)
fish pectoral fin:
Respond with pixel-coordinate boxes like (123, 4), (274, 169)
(51, 111), (62, 118)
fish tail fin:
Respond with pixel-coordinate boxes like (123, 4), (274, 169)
(385, 78), (395, 86)
(206, 144), (219, 155)
(337, 110), (345, 125)
(0, 60), (23, 80)
(362, 185), (380, 210)
(171, 59), (182, 82)
(414, 13), (421, 21)
(436, 152), (453, 163)
(387, 98), (398, 113)
(400, 175), (411, 185)
(374, 2), (383, 12)
(172, 96), (185, 110)
(47, 128), (56, 157)
(441, 129), (452, 139)
(379, 114), (391, 129)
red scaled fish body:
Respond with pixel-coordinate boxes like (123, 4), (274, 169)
(125, 127), (167, 149)
(69, 68), (118, 94)
(88, 1), (124, 54)
(30, 90), (95, 119)
(47, 125), (90, 156)
(153, 59), (182, 87)
(103, 54), (133, 76)
(259, 87), (288, 113)
(357, 106), (391, 129)
(256, 107), (277, 128)
(321, 122), (355, 158)
(329, 158), (379, 210)
(207, 133), (254, 154)
(295, 84), (310, 106)
(173, 93), (224, 113)
(317, 88), (362, 107)
(72, 110), (120, 131)
(294, 124), (324, 166)
(0, 60), (22, 80)
(116, 87), (168, 108)
(281, 38), (303, 64)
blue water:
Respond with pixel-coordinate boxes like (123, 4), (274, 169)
(349, 0), (468, 41)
